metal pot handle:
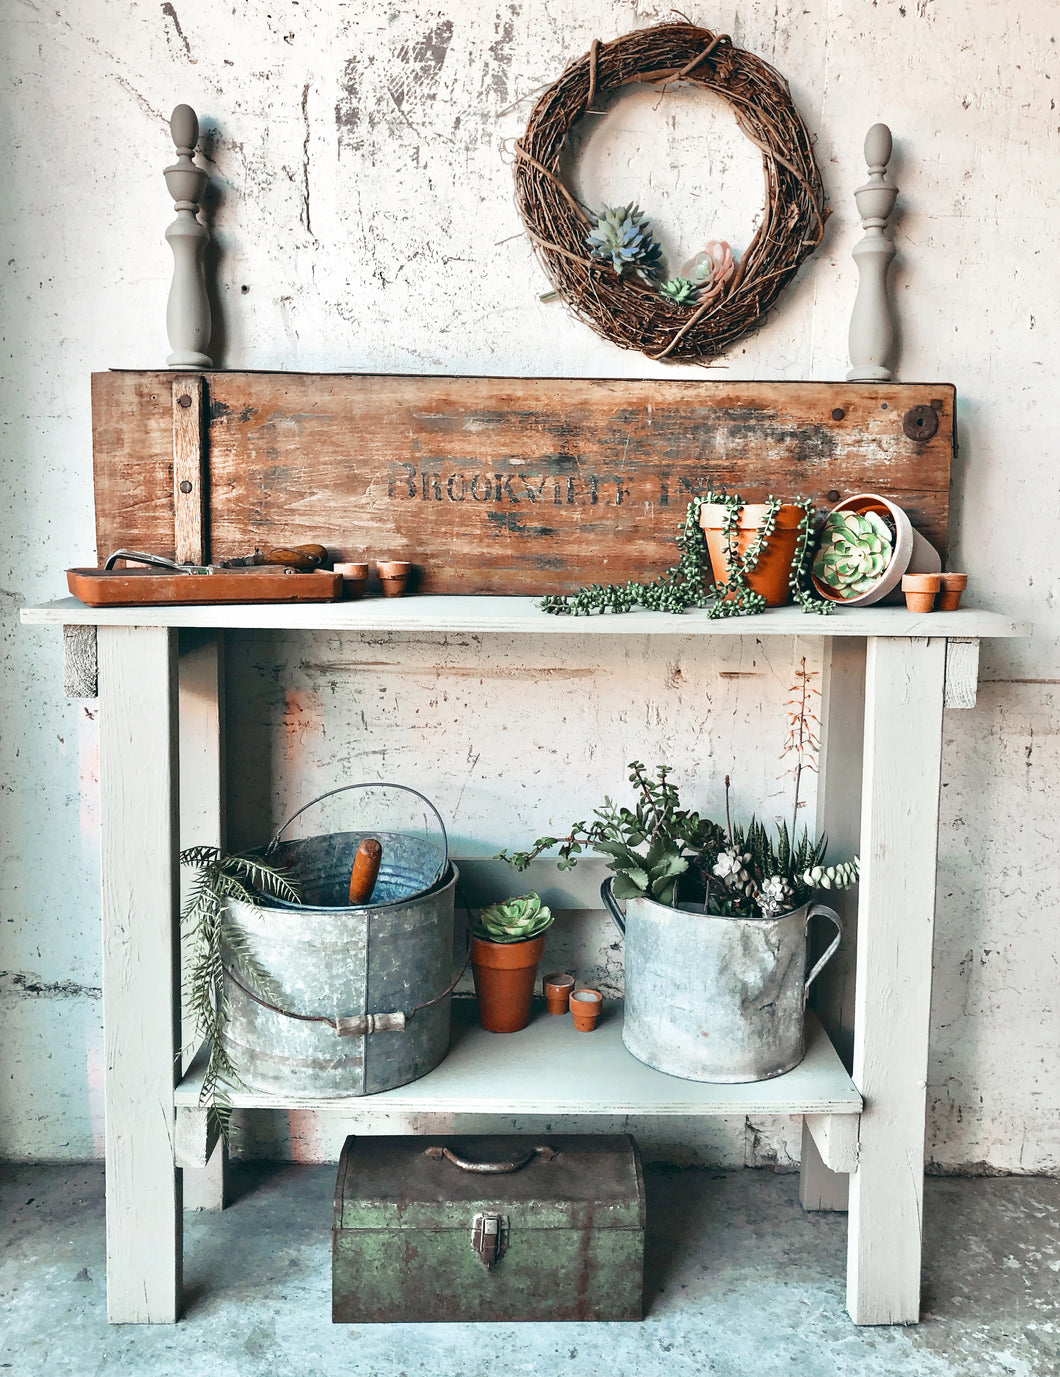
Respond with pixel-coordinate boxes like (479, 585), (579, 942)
(265, 782), (448, 887)
(600, 877), (625, 935)
(804, 903), (843, 997)
(424, 1145), (556, 1174)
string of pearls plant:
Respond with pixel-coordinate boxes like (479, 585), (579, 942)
(539, 494), (833, 617)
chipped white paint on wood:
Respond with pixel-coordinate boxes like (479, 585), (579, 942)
(177, 630), (228, 1210)
(798, 636), (865, 1212)
(97, 625), (182, 1322)
(847, 636), (947, 1325)
(804, 1111), (860, 1175)
(944, 637), (980, 709)
(22, 599), (1022, 639)
(799, 1121), (850, 1211)
(62, 623), (97, 697)
(175, 1008), (860, 1117)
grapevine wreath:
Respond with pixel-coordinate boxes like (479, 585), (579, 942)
(513, 22), (828, 363)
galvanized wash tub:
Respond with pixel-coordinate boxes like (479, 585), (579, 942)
(220, 786), (460, 1098)
(601, 879), (842, 1083)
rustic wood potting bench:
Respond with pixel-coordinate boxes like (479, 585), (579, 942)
(22, 373), (1020, 1326)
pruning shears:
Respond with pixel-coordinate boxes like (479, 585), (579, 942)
(104, 544), (328, 574)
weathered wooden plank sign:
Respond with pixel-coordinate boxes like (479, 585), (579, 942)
(92, 373), (953, 594)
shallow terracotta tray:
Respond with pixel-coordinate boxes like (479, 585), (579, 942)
(67, 566), (343, 607)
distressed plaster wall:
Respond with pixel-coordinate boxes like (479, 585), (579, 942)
(1, 0), (1056, 1171)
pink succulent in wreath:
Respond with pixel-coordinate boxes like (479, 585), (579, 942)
(682, 240), (737, 303)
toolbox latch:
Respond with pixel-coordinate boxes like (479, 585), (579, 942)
(471, 1212), (509, 1271)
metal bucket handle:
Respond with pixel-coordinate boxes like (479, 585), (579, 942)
(265, 782), (449, 889)
(803, 903), (842, 998)
(601, 881), (843, 999)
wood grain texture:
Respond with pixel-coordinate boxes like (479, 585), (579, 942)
(91, 373), (954, 594)
(172, 376), (206, 565)
(97, 625), (182, 1322)
(846, 636), (947, 1325)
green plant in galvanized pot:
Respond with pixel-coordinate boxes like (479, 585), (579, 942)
(470, 892), (555, 1034)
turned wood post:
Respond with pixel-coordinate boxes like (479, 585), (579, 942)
(847, 124), (898, 383)
(164, 104), (212, 369)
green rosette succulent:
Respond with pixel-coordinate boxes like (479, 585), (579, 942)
(474, 891), (554, 943)
(659, 276), (699, 306)
(585, 204), (664, 283)
(813, 509), (894, 598)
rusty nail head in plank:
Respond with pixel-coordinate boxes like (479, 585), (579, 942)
(178, 394), (193, 408)
(179, 480), (193, 494)
(827, 490), (841, 502)
(831, 408), (845, 421)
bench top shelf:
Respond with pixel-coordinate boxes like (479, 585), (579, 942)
(175, 1005), (863, 1118)
(22, 596), (1020, 638)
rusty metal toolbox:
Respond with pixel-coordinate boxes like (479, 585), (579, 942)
(332, 1133), (645, 1323)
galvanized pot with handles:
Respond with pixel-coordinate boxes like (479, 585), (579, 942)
(601, 879), (842, 1083)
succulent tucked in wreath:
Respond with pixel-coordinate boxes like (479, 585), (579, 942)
(513, 23), (828, 363)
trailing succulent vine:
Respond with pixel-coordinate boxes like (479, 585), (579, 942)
(539, 494), (832, 618)
(181, 846), (300, 1138)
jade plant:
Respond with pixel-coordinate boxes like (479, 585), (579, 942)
(498, 764), (857, 917)
(473, 891), (554, 943)
(181, 846), (300, 1136)
(496, 762), (724, 907)
(539, 494), (832, 619)
(812, 509), (895, 599)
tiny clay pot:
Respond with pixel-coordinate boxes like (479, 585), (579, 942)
(543, 972), (575, 1015)
(902, 572), (940, 613)
(937, 572), (968, 611)
(570, 987), (603, 1032)
(334, 561), (369, 600)
(377, 560), (411, 598)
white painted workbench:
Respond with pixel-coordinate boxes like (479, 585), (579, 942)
(22, 596), (1019, 1326)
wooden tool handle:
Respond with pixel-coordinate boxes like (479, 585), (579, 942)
(348, 838), (383, 904)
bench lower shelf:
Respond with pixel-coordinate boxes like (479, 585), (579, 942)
(175, 1003), (862, 1120)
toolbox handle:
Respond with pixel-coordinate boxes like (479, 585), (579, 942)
(424, 1145), (556, 1174)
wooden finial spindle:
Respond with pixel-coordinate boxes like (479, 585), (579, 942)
(846, 123), (898, 382)
(164, 104), (212, 369)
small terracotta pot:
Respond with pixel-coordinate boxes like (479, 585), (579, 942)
(377, 560), (411, 598)
(937, 572), (968, 611)
(699, 503), (804, 608)
(543, 972), (575, 1015)
(334, 561), (369, 600)
(570, 987), (603, 1032)
(470, 934), (546, 1033)
(902, 572), (941, 613)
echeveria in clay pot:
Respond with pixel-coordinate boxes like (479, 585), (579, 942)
(470, 892), (554, 1033)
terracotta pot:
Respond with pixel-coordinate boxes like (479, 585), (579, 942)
(902, 572), (940, 613)
(334, 562), (368, 600)
(470, 934), (546, 1033)
(937, 572), (968, 611)
(570, 987), (603, 1033)
(543, 971), (575, 1015)
(811, 493), (940, 607)
(377, 560), (411, 598)
(698, 503), (804, 608)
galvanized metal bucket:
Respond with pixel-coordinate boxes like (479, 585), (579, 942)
(602, 879), (842, 1083)
(220, 785), (460, 1098)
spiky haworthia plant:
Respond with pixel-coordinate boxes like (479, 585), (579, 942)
(659, 276), (699, 305)
(585, 204), (664, 283)
(474, 891), (554, 943)
(812, 509), (895, 598)
(181, 846), (300, 1137)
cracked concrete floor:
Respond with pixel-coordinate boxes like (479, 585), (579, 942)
(1, 1163), (1056, 1376)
